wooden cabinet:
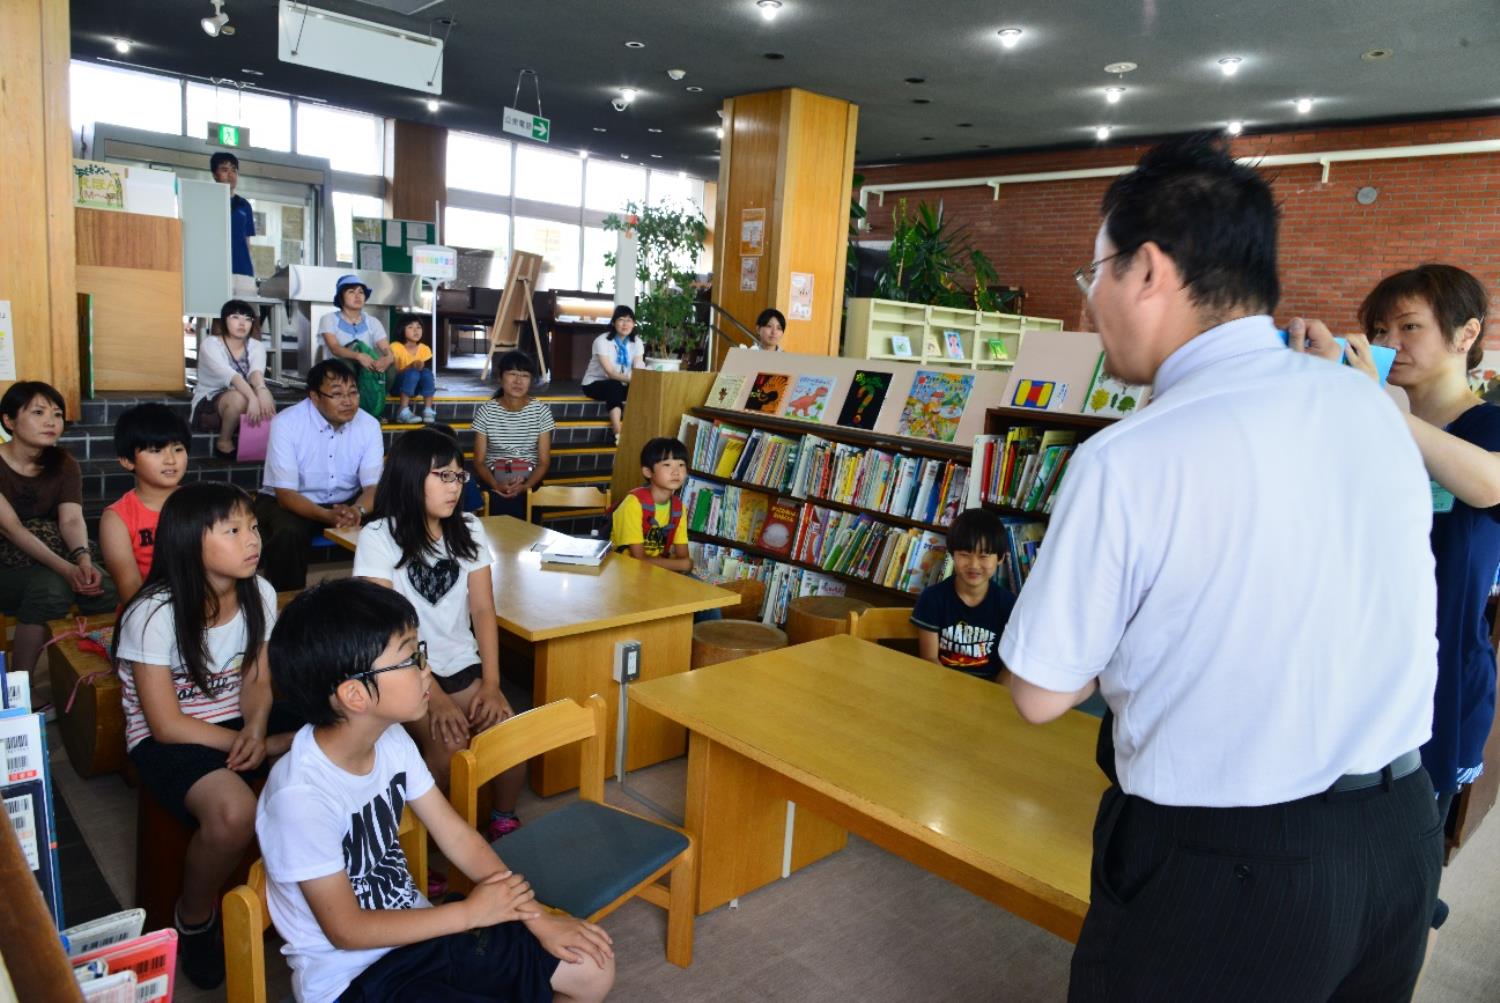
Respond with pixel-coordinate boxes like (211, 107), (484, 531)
(75, 208), (185, 391)
(843, 296), (1062, 371)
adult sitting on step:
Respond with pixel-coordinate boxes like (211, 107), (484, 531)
(252, 360), (383, 590)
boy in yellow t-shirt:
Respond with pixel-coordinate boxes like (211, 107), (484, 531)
(610, 437), (721, 622)
(391, 316), (436, 424)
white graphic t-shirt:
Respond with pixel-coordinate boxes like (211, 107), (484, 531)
(257, 723), (435, 1003)
(116, 577), (278, 750)
(353, 515), (494, 678)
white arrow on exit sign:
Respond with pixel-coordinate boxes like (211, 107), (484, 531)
(502, 106), (551, 144)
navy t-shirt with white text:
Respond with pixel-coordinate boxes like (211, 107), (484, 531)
(911, 576), (1015, 680)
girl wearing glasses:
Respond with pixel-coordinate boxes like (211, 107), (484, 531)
(112, 483), (299, 989)
(355, 429), (524, 893)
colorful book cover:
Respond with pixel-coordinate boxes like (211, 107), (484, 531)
(923, 333), (942, 357)
(73, 929), (179, 1003)
(704, 372), (746, 410)
(745, 372), (791, 415)
(736, 491), (771, 544)
(890, 334), (913, 358)
(783, 374), (836, 422)
(896, 370), (975, 443)
(756, 498), (800, 556)
(836, 370), (892, 430)
(1081, 352), (1151, 417)
(943, 329), (966, 360)
(986, 338), (1009, 361)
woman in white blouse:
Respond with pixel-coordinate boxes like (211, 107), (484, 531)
(581, 304), (645, 440)
(192, 299), (274, 460)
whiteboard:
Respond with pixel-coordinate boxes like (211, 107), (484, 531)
(179, 179), (233, 317)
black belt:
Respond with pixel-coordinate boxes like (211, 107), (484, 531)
(1327, 749), (1422, 793)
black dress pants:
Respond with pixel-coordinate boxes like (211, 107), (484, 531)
(253, 492), (355, 592)
(1069, 769), (1442, 1003)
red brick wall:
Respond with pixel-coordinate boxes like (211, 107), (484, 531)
(857, 116), (1500, 344)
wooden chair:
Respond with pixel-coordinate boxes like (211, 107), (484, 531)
(524, 484), (611, 524)
(848, 606), (920, 643)
(223, 809), (428, 1003)
(450, 695), (697, 967)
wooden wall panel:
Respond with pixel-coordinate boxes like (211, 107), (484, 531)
(75, 209), (185, 392)
(75, 210), (183, 270)
(609, 369), (716, 504)
(385, 118), (447, 224)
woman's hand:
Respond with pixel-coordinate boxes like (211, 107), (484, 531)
(373, 356), (392, 373)
(428, 688), (471, 748)
(69, 555), (104, 595)
(467, 685), (512, 732)
(354, 353), (376, 370)
(1285, 317), (1342, 362)
(1342, 332), (1381, 384)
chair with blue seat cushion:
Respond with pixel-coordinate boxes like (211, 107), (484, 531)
(449, 695), (697, 967)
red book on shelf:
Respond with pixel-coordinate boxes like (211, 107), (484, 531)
(756, 498), (800, 557)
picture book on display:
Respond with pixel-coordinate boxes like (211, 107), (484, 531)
(890, 335), (913, 358)
(756, 498), (801, 556)
(896, 370), (975, 443)
(943, 329), (966, 360)
(705, 372), (746, 410)
(782, 375), (836, 422)
(836, 370), (892, 430)
(1081, 352), (1151, 417)
(986, 338), (1009, 362)
(745, 372), (791, 415)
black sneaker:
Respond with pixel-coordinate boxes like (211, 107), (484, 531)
(177, 910), (225, 990)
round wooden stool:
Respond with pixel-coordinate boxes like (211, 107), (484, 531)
(691, 619), (788, 669)
(784, 595), (871, 646)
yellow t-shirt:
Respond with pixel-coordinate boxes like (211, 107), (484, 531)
(611, 493), (688, 559)
(392, 342), (433, 369)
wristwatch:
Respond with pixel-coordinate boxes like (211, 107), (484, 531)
(356, 504), (367, 521)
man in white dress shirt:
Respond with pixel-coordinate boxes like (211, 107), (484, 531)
(1000, 135), (1442, 1001)
(253, 359), (383, 590)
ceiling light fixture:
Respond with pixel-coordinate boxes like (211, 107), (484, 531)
(1103, 61), (1138, 74)
(624, 40), (646, 49)
(685, 85), (703, 92)
(593, 126), (607, 132)
(1095, 125), (1112, 141)
(425, 98), (439, 112)
(648, 127), (663, 133)
(240, 67), (262, 76)
(1227, 119), (1244, 135)
(757, 0), (783, 22)
(650, 153), (663, 159)
(113, 37), (132, 54)
(996, 27), (1023, 49)
(716, 126), (724, 139)
(620, 87), (638, 104)
(1105, 86), (1125, 103)
(579, 150), (589, 160)
(667, 68), (686, 81)
(1295, 97), (1313, 114)
(201, 0), (231, 37)
(1218, 56), (1242, 76)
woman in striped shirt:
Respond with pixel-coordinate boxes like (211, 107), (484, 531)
(472, 351), (556, 519)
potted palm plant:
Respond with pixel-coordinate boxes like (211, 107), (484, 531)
(601, 200), (708, 369)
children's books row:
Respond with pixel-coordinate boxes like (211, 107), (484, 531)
(706, 367), (978, 443)
(691, 542), (847, 625)
(973, 427), (1078, 514)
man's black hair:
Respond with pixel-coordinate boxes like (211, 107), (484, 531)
(306, 359), (356, 396)
(113, 402), (192, 460)
(209, 151), (240, 172)
(269, 579), (421, 727)
(640, 436), (688, 469)
(1100, 132), (1280, 317)
(946, 508), (1004, 556)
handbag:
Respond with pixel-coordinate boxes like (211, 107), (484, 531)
(0, 517), (103, 570)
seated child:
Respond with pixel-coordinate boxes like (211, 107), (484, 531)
(258, 579), (615, 1003)
(910, 508), (1015, 682)
(392, 315), (436, 425)
(610, 437), (720, 622)
(99, 403), (191, 604)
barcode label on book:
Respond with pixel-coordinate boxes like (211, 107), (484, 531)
(4, 792), (40, 870)
(135, 976), (167, 1003)
(4, 732), (39, 782)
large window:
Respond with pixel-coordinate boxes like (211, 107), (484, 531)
(70, 62), (183, 137)
(582, 227), (617, 295)
(185, 83), (292, 152)
(296, 104), (384, 175)
(331, 192), (385, 265)
(443, 207), (510, 257)
(514, 146), (583, 207)
(647, 170), (699, 209)
(584, 160), (646, 214)
(447, 132), (511, 196)
(514, 218), (581, 291)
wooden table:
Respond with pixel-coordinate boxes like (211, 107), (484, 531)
(629, 634), (1106, 940)
(327, 516), (737, 795)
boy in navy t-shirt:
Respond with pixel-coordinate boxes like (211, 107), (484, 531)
(911, 508), (1015, 682)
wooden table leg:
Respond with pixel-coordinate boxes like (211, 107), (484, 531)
(684, 732), (847, 914)
(529, 614), (693, 796)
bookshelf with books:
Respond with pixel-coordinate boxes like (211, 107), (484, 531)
(679, 406), (970, 613)
(843, 297), (1064, 371)
(972, 406), (1114, 596)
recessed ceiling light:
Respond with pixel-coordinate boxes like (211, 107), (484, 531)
(112, 37), (132, 54)
(1105, 86), (1125, 103)
(240, 67), (263, 76)
(624, 40), (646, 49)
(757, 0), (783, 21)
(678, 171), (687, 179)
(620, 87), (638, 103)
(579, 150), (589, 160)
(647, 127), (663, 133)
(716, 127), (724, 139)
(685, 85), (703, 92)
(1361, 48), (1393, 61)
(593, 126), (607, 133)
(1227, 119), (1244, 135)
(904, 77), (925, 84)
(764, 52), (785, 60)
(1103, 61), (1137, 74)
(912, 98), (930, 105)
(996, 28), (1023, 49)
(1095, 125), (1112, 141)
(620, 153), (630, 159)
(424, 98), (439, 113)
(1295, 97), (1313, 114)
(650, 153), (663, 159)
(1218, 56), (1242, 76)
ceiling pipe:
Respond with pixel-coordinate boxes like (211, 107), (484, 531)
(857, 139), (1500, 210)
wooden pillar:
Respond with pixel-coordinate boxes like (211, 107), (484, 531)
(0, 0), (81, 414)
(384, 118), (447, 225)
(712, 88), (858, 358)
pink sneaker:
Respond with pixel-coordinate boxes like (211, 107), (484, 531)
(427, 871), (448, 899)
(487, 814), (522, 841)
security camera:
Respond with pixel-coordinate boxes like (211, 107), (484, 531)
(611, 98), (628, 112)
(666, 68), (686, 81)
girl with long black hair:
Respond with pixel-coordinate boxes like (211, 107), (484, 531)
(114, 482), (296, 989)
(581, 304), (644, 440)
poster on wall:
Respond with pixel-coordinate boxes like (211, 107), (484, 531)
(739, 208), (766, 256)
(72, 160), (126, 211)
(739, 256), (760, 292)
(789, 272), (814, 321)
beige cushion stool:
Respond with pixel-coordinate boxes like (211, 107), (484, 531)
(784, 595), (871, 646)
(691, 619), (788, 669)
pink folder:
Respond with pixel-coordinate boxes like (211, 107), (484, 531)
(236, 414), (271, 463)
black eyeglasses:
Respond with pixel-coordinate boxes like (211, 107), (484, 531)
(346, 641), (427, 688)
(428, 469), (471, 485)
(313, 387), (360, 402)
(1074, 249), (1132, 296)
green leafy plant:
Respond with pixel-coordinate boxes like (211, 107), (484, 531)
(602, 200), (708, 359)
(873, 199), (1019, 313)
(846, 172), (868, 298)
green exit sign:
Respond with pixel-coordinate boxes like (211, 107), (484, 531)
(208, 122), (250, 148)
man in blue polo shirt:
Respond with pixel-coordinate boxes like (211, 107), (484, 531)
(211, 151), (257, 296)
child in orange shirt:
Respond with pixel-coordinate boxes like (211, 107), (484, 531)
(99, 403), (191, 604)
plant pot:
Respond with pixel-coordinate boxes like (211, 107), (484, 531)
(644, 356), (683, 372)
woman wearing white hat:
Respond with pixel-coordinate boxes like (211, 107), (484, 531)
(317, 273), (395, 418)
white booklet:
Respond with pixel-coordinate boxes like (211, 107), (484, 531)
(530, 537), (612, 567)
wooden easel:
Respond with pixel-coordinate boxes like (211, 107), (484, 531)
(481, 250), (550, 383)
